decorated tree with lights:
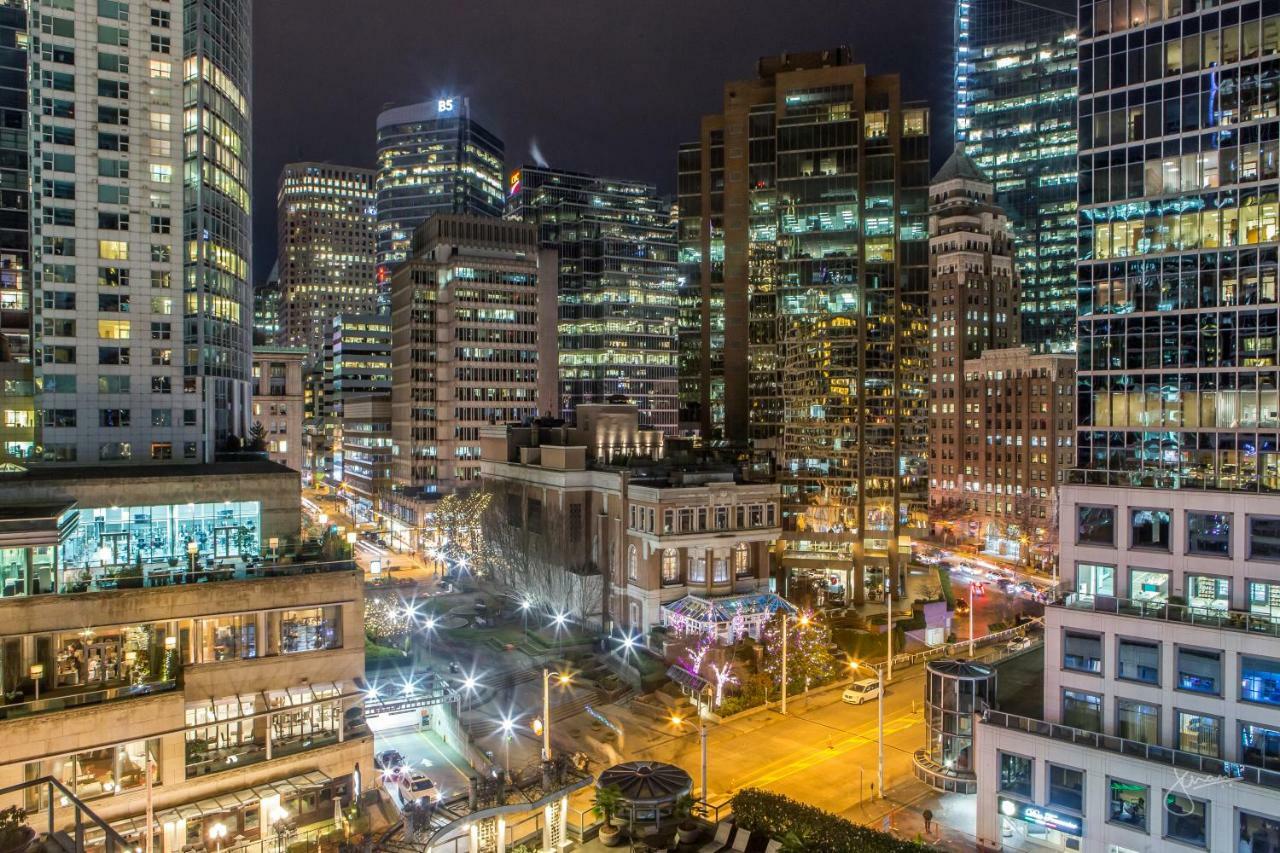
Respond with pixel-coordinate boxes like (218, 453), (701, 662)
(431, 491), (494, 574)
(364, 594), (413, 643)
(760, 612), (837, 696)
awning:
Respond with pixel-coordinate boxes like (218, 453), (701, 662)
(108, 771), (333, 836)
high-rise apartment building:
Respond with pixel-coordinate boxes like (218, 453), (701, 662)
(19, 0), (252, 466)
(276, 163), (376, 355)
(506, 166), (680, 433)
(680, 48), (931, 602)
(0, 2), (31, 467)
(390, 215), (556, 492)
(374, 99), (504, 277)
(976, 2), (1280, 849)
(955, 0), (1078, 353)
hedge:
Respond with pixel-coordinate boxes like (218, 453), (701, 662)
(730, 789), (928, 852)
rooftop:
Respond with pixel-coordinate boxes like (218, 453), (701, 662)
(933, 144), (991, 185)
(0, 459), (296, 484)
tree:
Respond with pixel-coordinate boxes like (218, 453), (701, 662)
(247, 421), (268, 451)
(760, 613), (837, 695)
(431, 491), (493, 572)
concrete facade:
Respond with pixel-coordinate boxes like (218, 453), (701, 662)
(252, 347), (307, 472)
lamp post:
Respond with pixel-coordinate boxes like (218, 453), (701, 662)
(28, 663), (42, 701)
(849, 660), (886, 799)
(969, 579), (976, 658)
(187, 540), (198, 574)
(780, 611), (810, 715)
(541, 669), (571, 760)
(519, 598), (531, 638)
(886, 579), (894, 682)
(670, 708), (709, 804)
(208, 822), (226, 853)
(498, 717), (515, 778)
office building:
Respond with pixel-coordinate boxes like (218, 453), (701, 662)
(390, 215), (556, 492)
(506, 166), (680, 433)
(276, 164), (376, 355)
(975, 3), (1280, 850)
(253, 262), (282, 346)
(24, 0), (252, 466)
(339, 395), (392, 523)
(927, 147), (1072, 565)
(955, 0), (1078, 353)
(0, 2), (30, 468)
(479, 404), (779, 633)
(374, 99), (504, 276)
(251, 347), (307, 473)
(681, 48), (931, 602)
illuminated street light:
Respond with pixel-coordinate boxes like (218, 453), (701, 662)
(541, 669), (571, 760)
(848, 659), (886, 799)
(669, 712), (710, 803)
(498, 715), (517, 775)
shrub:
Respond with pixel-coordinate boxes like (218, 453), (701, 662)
(730, 789), (927, 853)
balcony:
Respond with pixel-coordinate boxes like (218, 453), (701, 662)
(1054, 593), (1280, 639)
(981, 708), (1280, 793)
(0, 676), (178, 722)
(14, 558), (357, 599)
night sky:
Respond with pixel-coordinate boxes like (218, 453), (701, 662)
(251, 0), (957, 282)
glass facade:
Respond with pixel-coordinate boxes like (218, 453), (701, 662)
(506, 167), (680, 433)
(1076, 0), (1280, 491)
(61, 501), (261, 569)
(0, 2), (30, 467)
(374, 99), (504, 279)
(956, 0), (1079, 353)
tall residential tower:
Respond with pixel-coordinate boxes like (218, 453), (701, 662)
(506, 166), (680, 433)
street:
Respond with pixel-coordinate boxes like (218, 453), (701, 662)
(372, 724), (474, 807)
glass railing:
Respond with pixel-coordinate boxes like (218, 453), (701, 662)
(982, 708), (1280, 792)
(0, 677), (178, 721)
(1055, 593), (1280, 638)
(27, 559), (358, 599)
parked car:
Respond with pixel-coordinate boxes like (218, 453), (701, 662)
(398, 771), (439, 802)
(955, 599), (971, 616)
(1007, 636), (1034, 653)
(842, 678), (882, 705)
(376, 749), (406, 778)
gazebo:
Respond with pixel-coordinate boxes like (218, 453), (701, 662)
(596, 761), (692, 828)
(659, 592), (796, 642)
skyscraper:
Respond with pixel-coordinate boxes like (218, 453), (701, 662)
(955, 0), (1078, 353)
(976, 2), (1280, 848)
(506, 166), (680, 433)
(680, 48), (931, 602)
(374, 98), (504, 277)
(0, 1), (31, 467)
(390, 215), (556, 492)
(22, 0), (252, 465)
(276, 163), (376, 355)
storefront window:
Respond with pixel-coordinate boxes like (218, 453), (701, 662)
(1164, 793), (1207, 848)
(1178, 647), (1222, 694)
(1063, 689), (1103, 732)
(36, 739), (159, 800)
(1107, 778), (1148, 831)
(267, 683), (341, 757)
(1129, 569), (1169, 602)
(1241, 810), (1280, 853)
(185, 697), (263, 778)
(1187, 575), (1230, 612)
(1187, 512), (1230, 556)
(998, 752), (1032, 797)
(61, 501), (262, 569)
(1177, 711), (1222, 757)
(279, 607), (340, 654)
(1241, 722), (1280, 770)
(1241, 655), (1280, 706)
(1078, 505), (1116, 545)
(1130, 508), (1170, 550)
(1076, 562), (1116, 597)
(1117, 698), (1159, 744)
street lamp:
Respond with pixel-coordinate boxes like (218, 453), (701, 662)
(968, 578), (976, 658)
(540, 669), (571, 760)
(498, 716), (516, 777)
(670, 711), (709, 804)
(519, 598), (531, 637)
(848, 659), (886, 800)
(208, 822), (226, 853)
(187, 539), (198, 573)
(780, 611), (810, 715)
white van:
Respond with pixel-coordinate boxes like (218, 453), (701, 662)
(842, 678), (882, 705)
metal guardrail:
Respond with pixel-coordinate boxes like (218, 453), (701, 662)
(0, 775), (131, 853)
(1056, 593), (1280, 638)
(982, 708), (1280, 792)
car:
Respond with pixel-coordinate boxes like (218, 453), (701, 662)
(842, 678), (882, 705)
(398, 770), (439, 802)
(1007, 636), (1034, 652)
(1017, 581), (1038, 597)
(971, 582), (985, 597)
(997, 579), (1017, 593)
(375, 749), (406, 778)
(955, 599), (971, 616)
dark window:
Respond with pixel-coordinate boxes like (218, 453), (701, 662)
(1177, 648), (1221, 695)
(1118, 639), (1159, 685)
(1164, 792), (1207, 847)
(1241, 722), (1280, 770)
(1047, 764), (1084, 813)
(1187, 512), (1230, 556)
(1063, 689), (1102, 732)
(1064, 631), (1103, 674)
(1130, 508), (1170, 550)
(1250, 517), (1280, 561)
(1078, 505), (1115, 545)
(998, 753), (1032, 798)
(1116, 698), (1158, 744)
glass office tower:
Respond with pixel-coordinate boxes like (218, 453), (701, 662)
(680, 49), (932, 602)
(374, 98), (504, 275)
(976, 2), (1280, 848)
(506, 166), (680, 433)
(956, 0), (1079, 352)
(0, 1), (30, 466)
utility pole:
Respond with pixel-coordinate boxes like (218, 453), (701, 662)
(780, 613), (789, 714)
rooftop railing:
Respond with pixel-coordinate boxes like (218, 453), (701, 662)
(14, 558), (358, 600)
(1055, 592), (1280, 639)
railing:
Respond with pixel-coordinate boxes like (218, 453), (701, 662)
(36, 559), (357, 598)
(982, 708), (1280, 792)
(0, 775), (130, 853)
(0, 677), (177, 721)
(1056, 592), (1280, 638)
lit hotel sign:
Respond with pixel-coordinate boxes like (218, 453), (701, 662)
(437, 97), (457, 114)
(998, 797), (1082, 837)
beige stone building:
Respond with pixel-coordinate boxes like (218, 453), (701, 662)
(390, 215), (557, 493)
(252, 347), (307, 473)
(0, 498), (371, 850)
(479, 405), (780, 634)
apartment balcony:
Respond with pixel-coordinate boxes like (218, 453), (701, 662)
(1053, 592), (1280, 639)
(981, 707), (1280, 793)
(14, 557), (356, 599)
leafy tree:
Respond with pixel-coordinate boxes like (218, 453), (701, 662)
(247, 421), (268, 451)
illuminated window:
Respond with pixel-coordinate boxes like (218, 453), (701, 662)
(148, 58), (171, 79)
(97, 319), (130, 340)
(149, 112), (172, 132)
(149, 163), (172, 183)
(98, 240), (128, 260)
